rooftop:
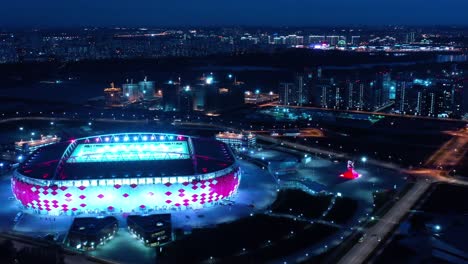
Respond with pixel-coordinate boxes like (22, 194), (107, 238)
(17, 133), (235, 181)
(127, 214), (171, 233)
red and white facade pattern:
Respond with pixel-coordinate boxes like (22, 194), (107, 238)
(12, 166), (241, 215)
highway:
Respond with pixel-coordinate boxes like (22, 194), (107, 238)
(337, 180), (431, 264)
(337, 127), (468, 264)
(259, 103), (468, 123)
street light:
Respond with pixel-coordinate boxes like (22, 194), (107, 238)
(361, 157), (367, 163)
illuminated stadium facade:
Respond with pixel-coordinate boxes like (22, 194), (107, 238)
(12, 133), (241, 215)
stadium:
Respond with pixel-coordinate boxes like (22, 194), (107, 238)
(12, 133), (241, 215)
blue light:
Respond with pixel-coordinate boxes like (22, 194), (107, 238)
(228, 74), (233, 79)
(133, 136), (138, 141)
(169, 136), (174, 140)
(142, 136), (148, 141)
(206, 76), (213, 85)
(18, 155), (23, 161)
(114, 137), (120, 142)
(124, 136), (129, 142)
(434, 225), (441, 231)
(159, 135), (165, 140)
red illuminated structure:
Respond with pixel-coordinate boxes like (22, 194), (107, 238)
(340, 160), (361, 179)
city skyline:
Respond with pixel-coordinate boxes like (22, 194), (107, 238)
(1, 0), (468, 28)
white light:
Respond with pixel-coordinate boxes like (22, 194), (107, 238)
(143, 136), (148, 141)
(133, 136), (138, 141)
(361, 157), (367, 163)
(159, 135), (165, 140)
(151, 136), (156, 140)
(114, 137), (119, 142)
(124, 136), (129, 142)
(434, 225), (441, 231)
(19, 127), (24, 131)
(337, 192), (342, 197)
(206, 76), (213, 85)
(105, 137), (110, 142)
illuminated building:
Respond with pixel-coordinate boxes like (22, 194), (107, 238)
(123, 80), (141, 102)
(395, 81), (412, 114)
(66, 216), (118, 251)
(15, 135), (61, 153)
(215, 132), (256, 150)
(139, 77), (156, 100)
(104, 83), (122, 107)
(308, 35), (325, 45)
(193, 75), (244, 112)
(12, 133), (241, 215)
(279, 83), (295, 106)
(351, 36), (361, 45)
(127, 214), (172, 247)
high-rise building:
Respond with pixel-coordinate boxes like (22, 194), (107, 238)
(122, 80), (141, 102)
(279, 83), (295, 106)
(161, 80), (181, 111)
(138, 77), (155, 100)
(395, 81), (412, 114)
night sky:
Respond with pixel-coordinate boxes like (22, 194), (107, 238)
(1, 0), (468, 28)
